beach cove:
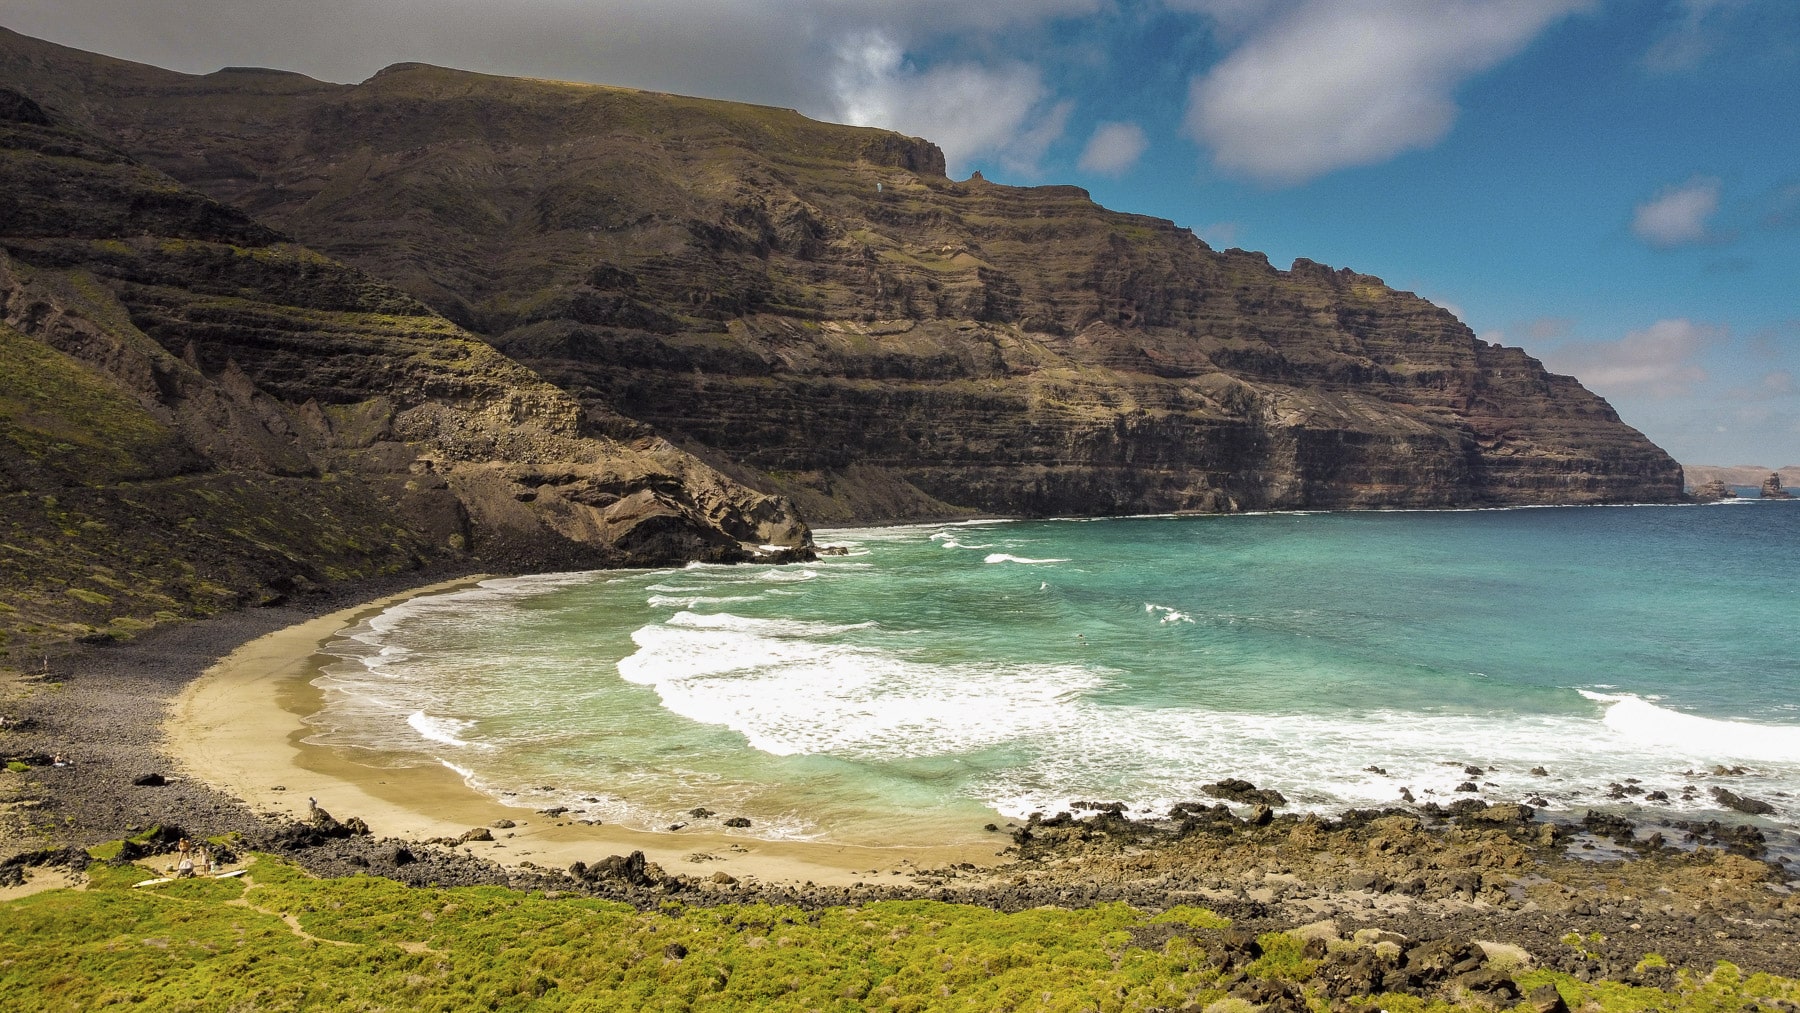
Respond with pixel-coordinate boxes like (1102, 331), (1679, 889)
(163, 576), (1007, 889)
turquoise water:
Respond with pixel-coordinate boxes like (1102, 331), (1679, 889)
(309, 503), (1800, 844)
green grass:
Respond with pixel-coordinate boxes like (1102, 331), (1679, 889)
(0, 321), (183, 485)
(2, 854), (1796, 1013)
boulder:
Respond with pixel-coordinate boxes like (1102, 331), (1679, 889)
(1455, 968), (1519, 1000)
(1710, 786), (1776, 816)
(1457, 801), (1534, 825)
(1529, 983), (1571, 1013)
(1202, 778), (1288, 807)
(573, 850), (664, 888)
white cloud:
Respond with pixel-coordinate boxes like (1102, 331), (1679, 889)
(1641, 0), (1764, 73)
(1199, 221), (1242, 247)
(1543, 318), (1724, 399)
(1162, 0), (1292, 37)
(1077, 121), (1149, 176)
(1737, 370), (1796, 399)
(1632, 177), (1723, 248)
(1765, 182), (1800, 229)
(1525, 317), (1574, 340)
(1183, 0), (1589, 185)
(831, 33), (1071, 175)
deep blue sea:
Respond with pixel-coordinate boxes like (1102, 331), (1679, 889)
(308, 502), (1800, 845)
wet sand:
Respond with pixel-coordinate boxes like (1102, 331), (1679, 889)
(163, 576), (1007, 888)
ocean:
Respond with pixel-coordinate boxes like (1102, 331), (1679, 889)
(306, 502), (1800, 846)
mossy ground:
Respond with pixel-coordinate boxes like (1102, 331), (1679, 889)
(1, 853), (1794, 1013)
(0, 321), (185, 486)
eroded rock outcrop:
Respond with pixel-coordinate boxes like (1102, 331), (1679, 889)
(1690, 478), (1737, 502)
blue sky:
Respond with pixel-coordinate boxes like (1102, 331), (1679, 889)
(9, 0), (1798, 465)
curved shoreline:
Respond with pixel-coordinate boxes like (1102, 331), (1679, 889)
(161, 575), (1007, 888)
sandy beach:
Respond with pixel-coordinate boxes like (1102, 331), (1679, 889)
(162, 576), (1008, 888)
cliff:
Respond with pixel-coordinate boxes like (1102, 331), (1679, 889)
(0, 28), (1683, 527)
(0, 82), (807, 658)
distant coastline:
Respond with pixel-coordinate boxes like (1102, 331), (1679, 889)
(1682, 463), (1800, 490)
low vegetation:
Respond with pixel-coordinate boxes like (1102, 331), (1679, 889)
(2, 851), (1795, 1012)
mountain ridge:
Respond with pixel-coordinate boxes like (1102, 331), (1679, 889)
(0, 27), (1683, 522)
(0, 27), (1688, 539)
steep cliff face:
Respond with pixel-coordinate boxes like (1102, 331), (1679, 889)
(0, 83), (807, 657)
(0, 28), (1684, 523)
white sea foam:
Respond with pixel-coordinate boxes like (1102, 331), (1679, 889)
(984, 553), (1069, 564)
(756, 567), (820, 582)
(1579, 691), (1800, 764)
(1145, 603), (1195, 624)
(971, 696), (1800, 824)
(929, 529), (994, 550)
(406, 711), (485, 748)
(617, 611), (1108, 758)
(621, 607), (1800, 825)
(646, 594), (765, 609)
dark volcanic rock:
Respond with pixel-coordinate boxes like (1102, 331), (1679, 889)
(1203, 778), (1288, 807)
(1529, 983), (1571, 1013)
(1711, 786), (1777, 816)
(572, 850), (665, 888)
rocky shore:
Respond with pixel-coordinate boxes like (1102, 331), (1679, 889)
(5, 579), (1799, 997)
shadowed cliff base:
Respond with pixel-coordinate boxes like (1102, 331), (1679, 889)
(0, 27), (1685, 525)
